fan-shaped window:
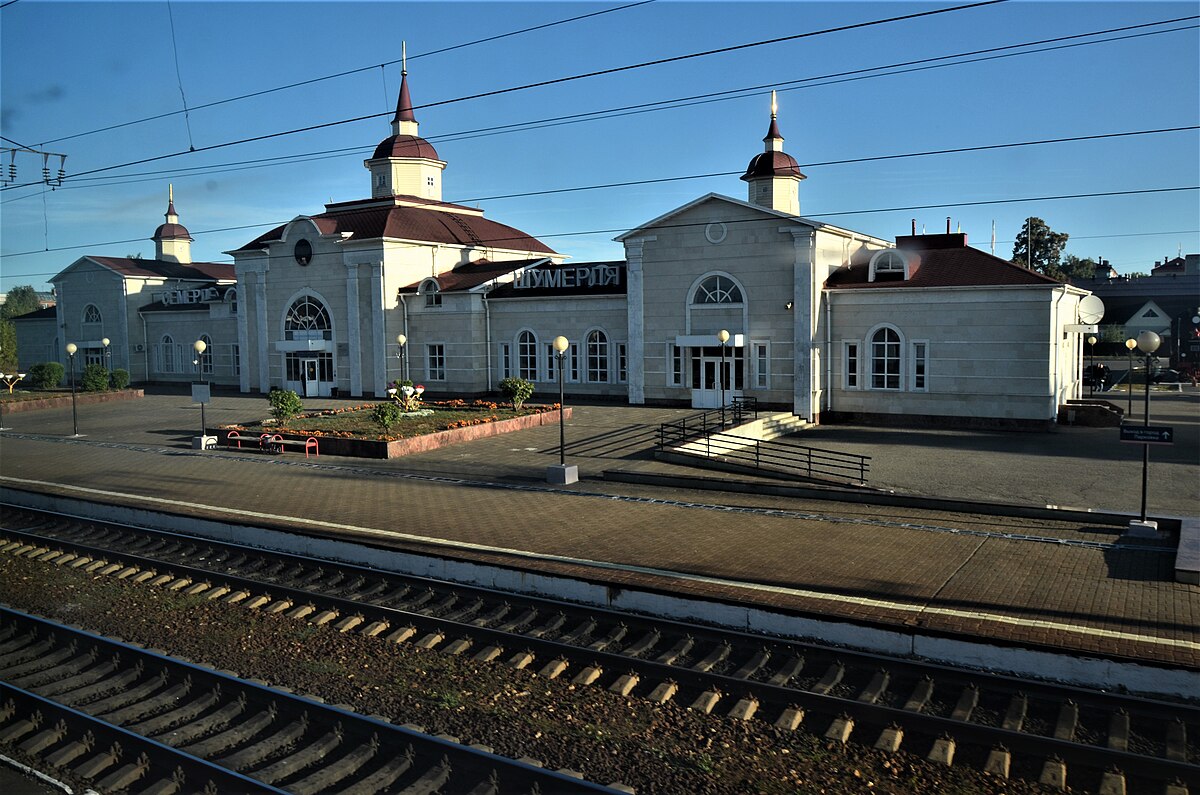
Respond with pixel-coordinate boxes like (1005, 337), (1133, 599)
(692, 275), (743, 304)
(586, 329), (609, 383)
(285, 296), (331, 340)
(518, 330), (538, 380)
(870, 327), (901, 390)
(421, 279), (442, 308)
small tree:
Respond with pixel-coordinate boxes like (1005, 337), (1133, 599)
(499, 377), (534, 410)
(371, 401), (403, 433)
(80, 363), (109, 392)
(1011, 217), (1070, 279)
(29, 361), (64, 389)
(268, 388), (303, 427)
(111, 368), (131, 390)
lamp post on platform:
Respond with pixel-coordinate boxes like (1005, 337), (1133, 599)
(1132, 330), (1161, 531)
(396, 334), (407, 382)
(546, 335), (577, 485)
(65, 343), (79, 436)
(1087, 335), (1097, 396)
(1124, 338), (1137, 417)
(193, 339), (208, 438)
(102, 337), (111, 388)
(717, 329), (730, 422)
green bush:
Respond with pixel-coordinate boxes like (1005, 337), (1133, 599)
(371, 401), (403, 432)
(111, 369), (130, 390)
(80, 363), (110, 392)
(28, 361), (64, 389)
(268, 388), (303, 426)
(499, 377), (534, 410)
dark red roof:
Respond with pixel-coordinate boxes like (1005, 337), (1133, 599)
(741, 150), (805, 181)
(371, 134), (440, 161)
(764, 117), (783, 142)
(153, 222), (192, 240)
(84, 256), (234, 281)
(235, 203), (557, 255)
(826, 234), (1064, 289)
(394, 71), (416, 125)
(398, 259), (545, 294)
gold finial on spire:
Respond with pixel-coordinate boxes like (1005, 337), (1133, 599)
(771, 90), (777, 119)
(169, 183), (174, 203)
(402, 41), (407, 75)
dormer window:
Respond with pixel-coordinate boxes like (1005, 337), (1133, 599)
(420, 279), (442, 307)
(868, 249), (911, 282)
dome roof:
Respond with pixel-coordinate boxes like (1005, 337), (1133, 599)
(153, 222), (192, 241)
(371, 133), (440, 161)
(741, 150), (805, 181)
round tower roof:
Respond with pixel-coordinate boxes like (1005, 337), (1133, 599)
(153, 222), (193, 241)
(741, 151), (805, 181)
(371, 133), (441, 161)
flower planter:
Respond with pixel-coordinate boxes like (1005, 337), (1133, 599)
(246, 406), (571, 459)
(0, 389), (144, 413)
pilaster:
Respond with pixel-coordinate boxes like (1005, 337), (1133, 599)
(786, 227), (816, 420)
(369, 262), (386, 397)
(624, 236), (654, 404)
(345, 262), (363, 396)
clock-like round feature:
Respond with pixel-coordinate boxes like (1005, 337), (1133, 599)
(294, 239), (313, 266)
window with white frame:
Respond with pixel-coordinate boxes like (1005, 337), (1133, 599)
(233, 345), (241, 377)
(498, 343), (511, 379)
(545, 342), (558, 383)
(421, 279), (442, 308)
(586, 329), (609, 383)
(752, 341), (770, 389)
(160, 335), (176, 374)
(569, 342), (580, 382)
(869, 250), (909, 282)
(692, 274), (743, 304)
(285, 295), (332, 339)
(617, 343), (628, 383)
(668, 343), (684, 386)
(198, 334), (213, 376)
(911, 341), (928, 391)
(843, 341), (859, 389)
(517, 330), (538, 380)
(870, 327), (901, 389)
(427, 344), (446, 380)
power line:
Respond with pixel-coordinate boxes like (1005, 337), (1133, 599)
(36, 1), (659, 147)
(4, 0), (1006, 190)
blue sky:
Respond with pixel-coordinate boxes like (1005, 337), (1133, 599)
(2, 0), (1197, 292)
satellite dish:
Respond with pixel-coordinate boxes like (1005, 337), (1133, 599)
(1078, 295), (1105, 325)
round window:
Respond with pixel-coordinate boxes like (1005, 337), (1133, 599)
(704, 222), (727, 244)
(294, 239), (313, 266)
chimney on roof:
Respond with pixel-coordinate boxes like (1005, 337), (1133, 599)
(911, 219), (916, 235)
(946, 217), (951, 234)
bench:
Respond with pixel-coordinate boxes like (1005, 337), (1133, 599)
(261, 433), (319, 458)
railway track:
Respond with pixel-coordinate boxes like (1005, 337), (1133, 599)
(1, 503), (1197, 794)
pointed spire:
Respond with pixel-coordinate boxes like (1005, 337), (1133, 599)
(166, 184), (177, 221)
(391, 41), (416, 133)
(763, 90), (783, 149)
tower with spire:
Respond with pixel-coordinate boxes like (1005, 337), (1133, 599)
(364, 43), (447, 200)
(740, 91), (805, 216)
(152, 184), (193, 263)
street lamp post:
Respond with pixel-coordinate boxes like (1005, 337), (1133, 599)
(193, 339), (208, 438)
(102, 337), (111, 388)
(65, 343), (79, 436)
(1087, 335), (1097, 396)
(396, 333), (407, 382)
(1133, 330), (1161, 531)
(717, 329), (730, 423)
(1124, 338), (1137, 417)
(546, 335), (578, 485)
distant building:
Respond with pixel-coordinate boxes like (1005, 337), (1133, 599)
(19, 77), (1098, 427)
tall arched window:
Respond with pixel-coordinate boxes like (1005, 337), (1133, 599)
(198, 334), (213, 376)
(83, 304), (102, 323)
(421, 279), (442, 308)
(517, 330), (538, 380)
(285, 295), (331, 339)
(586, 329), (609, 383)
(692, 275), (743, 304)
(161, 334), (175, 374)
(870, 327), (901, 390)
(82, 303), (103, 340)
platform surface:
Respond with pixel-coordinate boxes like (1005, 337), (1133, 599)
(1, 388), (1196, 669)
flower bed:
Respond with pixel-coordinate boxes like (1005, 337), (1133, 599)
(0, 389), (144, 413)
(220, 402), (571, 460)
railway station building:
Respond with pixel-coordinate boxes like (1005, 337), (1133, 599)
(21, 75), (1094, 427)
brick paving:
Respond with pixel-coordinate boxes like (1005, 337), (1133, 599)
(0, 388), (1196, 670)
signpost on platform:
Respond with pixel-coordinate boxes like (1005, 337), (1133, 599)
(1120, 425), (1174, 445)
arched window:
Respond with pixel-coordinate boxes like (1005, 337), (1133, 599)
(161, 334), (176, 374)
(83, 304), (102, 323)
(421, 279), (442, 308)
(870, 327), (901, 390)
(586, 329), (609, 383)
(869, 250), (910, 282)
(517, 330), (538, 380)
(692, 275), (743, 305)
(225, 288), (238, 315)
(197, 334), (213, 376)
(285, 295), (331, 339)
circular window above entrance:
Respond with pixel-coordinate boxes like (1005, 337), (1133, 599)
(704, 222), (727, 244)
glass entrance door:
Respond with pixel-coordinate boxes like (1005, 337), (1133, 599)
(303, 359), (319, 398)
(689, 346), (742, 408)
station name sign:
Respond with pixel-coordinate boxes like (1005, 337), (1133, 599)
(514, 263), (621, 291)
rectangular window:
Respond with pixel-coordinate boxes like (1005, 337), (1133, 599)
(233, 345), (241, 377)
(669, 343), (683, 386)
(545, 343), (557, 383)
(569, 342), (580, 382)
(844, 342), (859, 389)
(424, 292), (442, 308)
(617, 343), (628, 383)
(518, 335), (538, 380)
(752, 341), (770, 389)
(911, 341), (928, 391)
(498, 343), (511, 379)
(427, 344), (446, 380)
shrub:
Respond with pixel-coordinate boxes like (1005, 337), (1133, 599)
(80, 363), (110, 392)
(371, 401), (403, 432)
(111, 369), (130, 390)
(28, 361), (64, 389)
(268, 388), (303, 426)
(499, 377), (534, 410)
